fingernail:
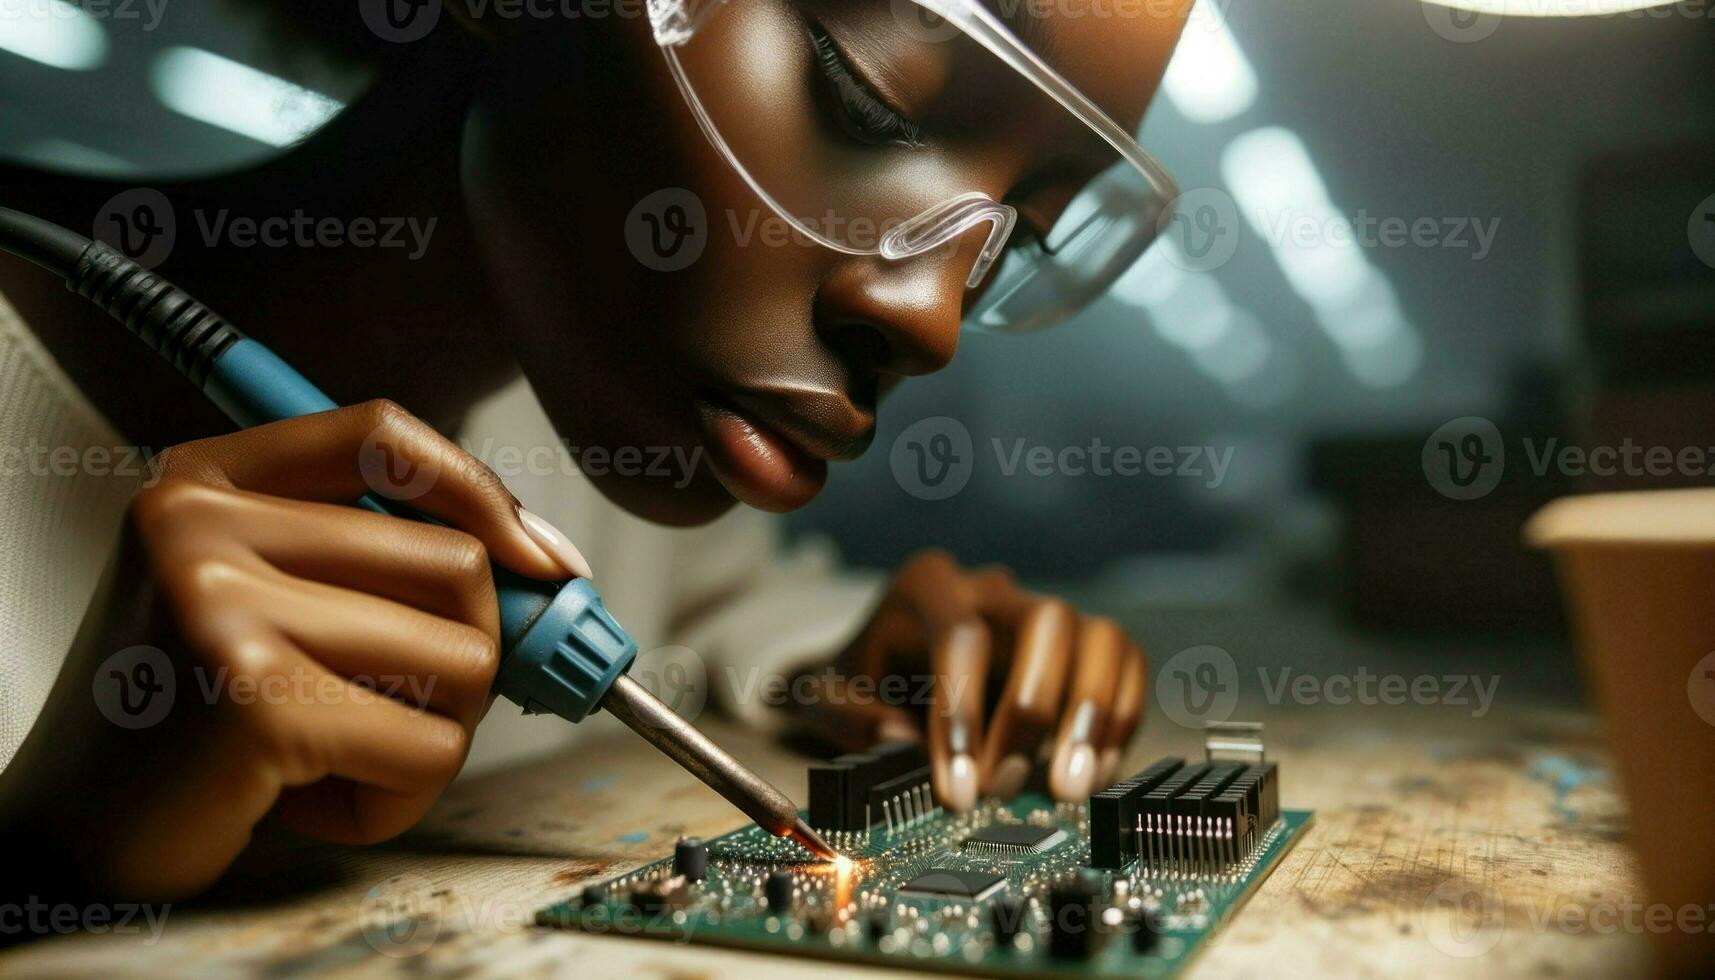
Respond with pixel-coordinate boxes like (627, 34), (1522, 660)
(937, 753), (979, 814)
(517, 506), (594, 580)
(876, 717), (920, 745)
(990, 753), (1031, 798)
(1095, 748), (1120, 790)
(1050, 740), (1097, 802)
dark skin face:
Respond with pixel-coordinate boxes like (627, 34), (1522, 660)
(0, 2), (1185, 522)
(463, 1), (1187, 525)
(0, 3), (1189, 899)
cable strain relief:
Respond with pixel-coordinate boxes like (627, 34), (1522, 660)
(67, 242), (245, 387)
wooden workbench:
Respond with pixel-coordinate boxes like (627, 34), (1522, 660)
(0, 705), (1646, 978)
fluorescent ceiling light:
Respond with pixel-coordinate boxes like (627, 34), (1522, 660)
(1314, 275), (1404, 350)
(1191, 311), (1272, 385)
(19, 138), (135, 174)
(1222, 127), (1330, 222)
(1421, 0), (1682, 14)
(1114, 240), (1288, 397)
(1221, 126), (1423, 385)
(1119, 242), (1239, 351)
(150, 47), (343, 147)
(1161, 0), (1259, 125)
(0, 0), (108, 70)
(1223, 128), (1370, 310)
(1343, 327), (1423, 389)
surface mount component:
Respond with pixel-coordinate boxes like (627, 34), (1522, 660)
(896, 868), (1010, 902)
(961, 824), (1069, 857)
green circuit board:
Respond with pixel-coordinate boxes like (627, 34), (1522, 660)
(536, 795), (1312, 977)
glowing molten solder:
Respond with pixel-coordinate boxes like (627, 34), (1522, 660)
(832, 854), (856, 921)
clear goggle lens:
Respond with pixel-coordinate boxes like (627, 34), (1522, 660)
(654, 0), (1177, 332)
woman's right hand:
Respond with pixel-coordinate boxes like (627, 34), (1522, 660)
(5, 400), (590, 900)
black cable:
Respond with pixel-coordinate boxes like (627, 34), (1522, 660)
(0, 205), (91, 277)
(0, 205), (244, 385)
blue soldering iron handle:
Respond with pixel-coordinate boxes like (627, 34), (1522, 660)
(199, 338), (636, 723)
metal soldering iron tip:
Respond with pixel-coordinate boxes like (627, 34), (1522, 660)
(789, 818), (840, 861)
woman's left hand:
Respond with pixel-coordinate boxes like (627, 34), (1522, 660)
(781, 550), (1148, 813)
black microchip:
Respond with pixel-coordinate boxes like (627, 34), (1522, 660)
(896, 869), (1008, 901)
(961, 824), (1067, 855)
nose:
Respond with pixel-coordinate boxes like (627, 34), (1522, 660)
(814, 231), (988, 379)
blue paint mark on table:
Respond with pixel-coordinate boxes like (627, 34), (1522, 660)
(581, 774), (619, 794)
(1530, 754), (1604, 824)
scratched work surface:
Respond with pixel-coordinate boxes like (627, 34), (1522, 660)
(0, 706), (1645, 978)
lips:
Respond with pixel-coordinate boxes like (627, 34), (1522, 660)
(695, 389), (874, 511)
(727, 388), (876, 462)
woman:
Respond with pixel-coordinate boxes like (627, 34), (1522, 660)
(0, 0), (1186, 899)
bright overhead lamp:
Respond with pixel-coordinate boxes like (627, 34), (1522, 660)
(1421, 0), (1684, 14)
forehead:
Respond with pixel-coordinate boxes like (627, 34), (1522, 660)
(816, 0), (1191, 136)
(995, 1), (1192, 132)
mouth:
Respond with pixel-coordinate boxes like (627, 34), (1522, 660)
(694, 389), (875, 512)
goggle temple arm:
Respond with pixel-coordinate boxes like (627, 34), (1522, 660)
(880, 193), (1018, 290)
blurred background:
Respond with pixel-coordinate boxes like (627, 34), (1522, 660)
(3, 0), (1712, 711)
(795, 0), (1715, 707)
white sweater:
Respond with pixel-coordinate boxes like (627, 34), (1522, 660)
(0, 290), (882, 775)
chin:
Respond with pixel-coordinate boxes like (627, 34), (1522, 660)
(583, 467), (744, 528)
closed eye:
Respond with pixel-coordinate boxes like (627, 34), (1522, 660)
(806, 20), (925, 149)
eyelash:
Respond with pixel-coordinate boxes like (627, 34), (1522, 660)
(806, 23), (925, 149)
(802, 18), (1056, 254)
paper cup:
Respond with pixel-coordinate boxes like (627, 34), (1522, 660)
(1528, 489), (1715, 975)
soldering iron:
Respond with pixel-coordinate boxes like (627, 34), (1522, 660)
(0, 205), (837, 862)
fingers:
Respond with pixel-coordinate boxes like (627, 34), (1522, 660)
(887, 550), (979, 629)
(845, 601), (921, 680)
(927, 619), (990, 813)
(130, 482), (497, 835)
(1048, 616), (1126, 802)
(1095, 642), (1149, 788)
(154, 483), (504, 641)
(249, 569), (501, 730)
(269, 686), (471, 844)
(199, 631), (471, 844)
(154, 399), (591, 581)
(977, 598), (1077, 798)
(137, 498), (500, 728)
(274, 691), (470, 844)
(853, 552), (992, 812)
(165, 631), (469, 847)
(779, 672), (922, 754)
(821, 551), (1151, 815)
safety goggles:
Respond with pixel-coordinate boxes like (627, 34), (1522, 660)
(648, 0), (1180, 333)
